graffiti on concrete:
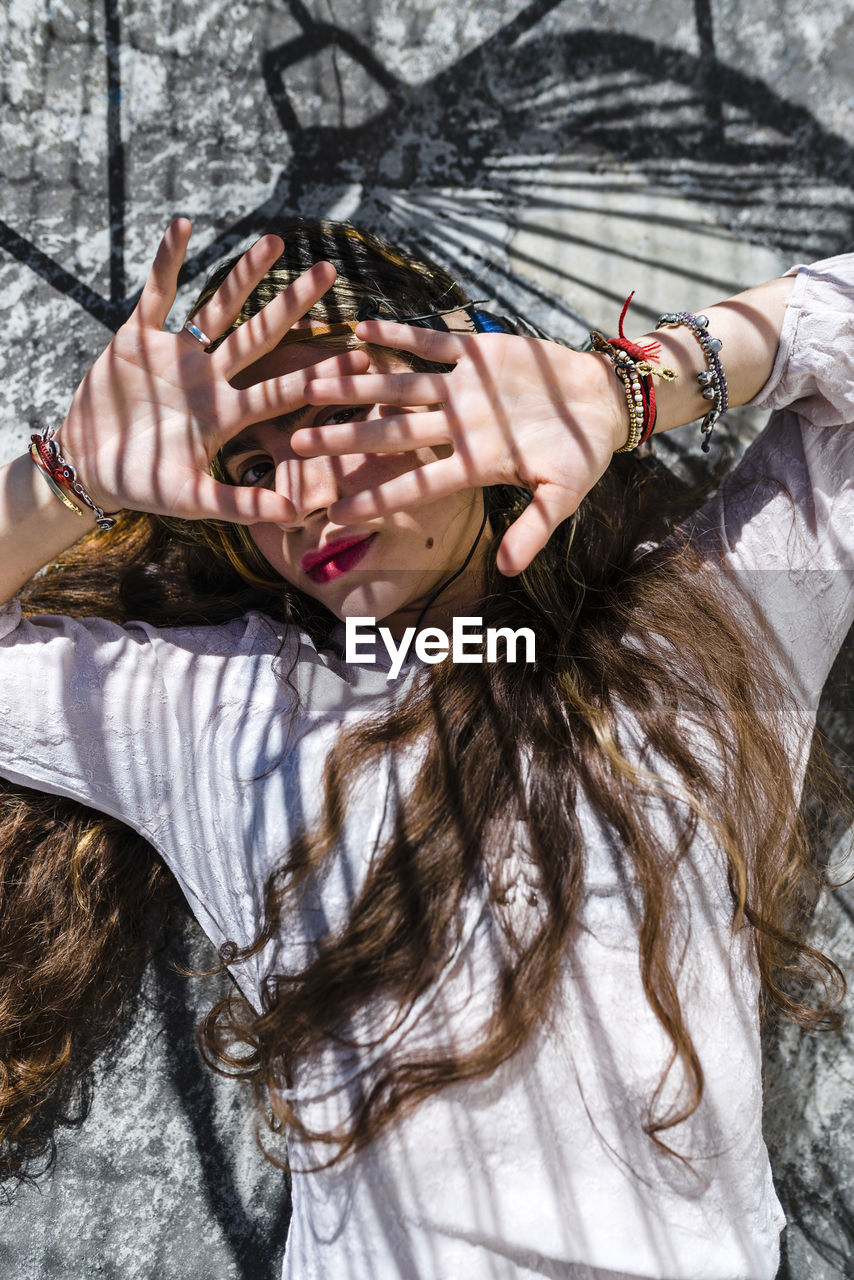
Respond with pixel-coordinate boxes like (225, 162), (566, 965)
(3, 0), (853, 336)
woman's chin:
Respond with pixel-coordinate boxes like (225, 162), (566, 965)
(302, 565), (462, 630)
(314, 582), (414, 626)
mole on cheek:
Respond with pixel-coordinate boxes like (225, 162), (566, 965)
(426, 537), (434, 548)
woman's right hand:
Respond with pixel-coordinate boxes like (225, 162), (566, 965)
(57, 218), (369, 524)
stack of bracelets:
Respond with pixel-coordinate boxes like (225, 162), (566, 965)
(591, 296), (728, 454)
(29, 424), (118, 531)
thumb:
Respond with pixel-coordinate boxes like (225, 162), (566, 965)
(495, 486), (571, 575)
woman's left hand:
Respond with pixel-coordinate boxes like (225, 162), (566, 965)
(294, 322), (628, 574)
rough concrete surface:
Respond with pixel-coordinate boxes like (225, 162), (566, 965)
(1, 1), (853, 1277)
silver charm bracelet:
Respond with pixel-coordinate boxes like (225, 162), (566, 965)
(655, 311), (728, 452)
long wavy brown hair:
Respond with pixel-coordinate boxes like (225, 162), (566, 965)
(0, 219), (846, 1182)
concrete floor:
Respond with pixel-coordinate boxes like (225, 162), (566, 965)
(1, 1), (853, 1276)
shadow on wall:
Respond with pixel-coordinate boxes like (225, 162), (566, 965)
(1, 0), (854, 334)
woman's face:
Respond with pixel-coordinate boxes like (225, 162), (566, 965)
(223, 343), (491, 636)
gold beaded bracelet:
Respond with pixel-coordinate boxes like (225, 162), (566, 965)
(612, 363), (645, 452)
(590, 332), (646, 452)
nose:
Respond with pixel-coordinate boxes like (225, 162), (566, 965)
(274, 453), (341, 528)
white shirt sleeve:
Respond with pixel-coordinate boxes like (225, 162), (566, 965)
(0, 603), (261, 842)
(0, 604), (317, 1001)
(751, 254), (854, 426)
(0, 601), (382, 1006)
(686, 254), (854, 722)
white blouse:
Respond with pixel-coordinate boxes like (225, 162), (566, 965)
(0, 256), (852, 1280)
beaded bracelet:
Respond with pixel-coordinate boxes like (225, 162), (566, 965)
(654, 311), (727, 452)
(614, 365), (647, 451)
(589, 330), (675, 452)
(590, 335), (646, 451)
(29, 426), (118, 530)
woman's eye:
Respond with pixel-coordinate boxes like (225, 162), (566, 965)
(238, 459), (274, 487)
(323, 405), (367, 426)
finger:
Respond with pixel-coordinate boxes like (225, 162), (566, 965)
(212, 262), (339, 375)
(190, 234), (287, 340)
(494, 486), (571, 576)
(228, 351), (372, 432)
(305, 371), (449, 409)
(174, 473), (297, 526)
(291, 409), (449, 457)
(328, 455), (468, 522)
(136, 218), (192, 330)
(354, 320), (465, 365)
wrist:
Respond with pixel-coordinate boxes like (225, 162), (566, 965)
(30, 426), (118, 531)
(588, 351), (632, 451)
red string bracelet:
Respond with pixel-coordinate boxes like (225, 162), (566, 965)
(608, 294), (659, 444)
(593, 294), (677, 449)
(29, 427), (118, 530)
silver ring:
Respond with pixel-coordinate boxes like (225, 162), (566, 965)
(183, 320), (212, 348)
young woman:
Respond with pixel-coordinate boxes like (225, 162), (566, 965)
(0, 216), (851, 1280)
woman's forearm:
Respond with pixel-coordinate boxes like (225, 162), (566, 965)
(0, 453), (97, 605)
(632, 274), (797, 436)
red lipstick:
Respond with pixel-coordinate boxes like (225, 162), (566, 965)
(301, 533), (377, 583)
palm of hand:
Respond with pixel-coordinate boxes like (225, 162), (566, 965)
(61, 324), (229, 516)
(300, 327), (626, 574)
(56, 220), (368, 526)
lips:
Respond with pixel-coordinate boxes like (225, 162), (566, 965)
(301, 533), (378, 584)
